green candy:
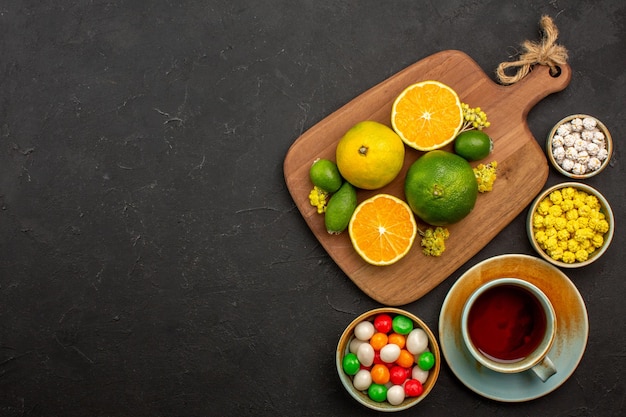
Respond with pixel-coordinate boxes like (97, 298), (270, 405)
(392, 315), (414, 335)
(368, 383), (388, 402)
(342, 353), (360, 376)
(418, 351), (435, 371)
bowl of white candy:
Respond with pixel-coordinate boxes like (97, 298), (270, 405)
(546, 114), (613, 179)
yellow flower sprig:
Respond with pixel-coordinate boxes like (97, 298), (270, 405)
(420, 227), (450, 257)
(473, 161), (498, 193)
(460, 103), (491, 132)
(308, 186), (329, 214)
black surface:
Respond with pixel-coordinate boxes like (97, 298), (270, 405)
(1, 1), (624, 416)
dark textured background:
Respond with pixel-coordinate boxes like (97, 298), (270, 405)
(1, 1), (624, 416)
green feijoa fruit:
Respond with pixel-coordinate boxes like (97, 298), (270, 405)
(325, 182), (357, 234)
(309, 158), (343, 193)
(454, 130), (493, 161)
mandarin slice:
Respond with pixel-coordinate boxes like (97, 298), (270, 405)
(391, 80), (463, 151)
(348, 194), (417, 266)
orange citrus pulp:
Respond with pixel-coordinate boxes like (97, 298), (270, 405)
(348, 194), (417, 266)
(391, 80), (463, 151)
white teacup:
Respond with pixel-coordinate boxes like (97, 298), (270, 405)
(461, 278), (557, 382)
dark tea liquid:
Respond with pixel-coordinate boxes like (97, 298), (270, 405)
(467, 285), (547, 362)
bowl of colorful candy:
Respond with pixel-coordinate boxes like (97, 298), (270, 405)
(546, 114), (613, 179)
(336, 307), (440, 411)
(527, 182), (614, 268)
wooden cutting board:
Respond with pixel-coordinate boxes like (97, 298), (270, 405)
(283, 50), (571, 306)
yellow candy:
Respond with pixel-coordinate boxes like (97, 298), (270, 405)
(532, 187), (609, 263)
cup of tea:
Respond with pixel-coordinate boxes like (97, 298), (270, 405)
(461, 278), (557, 382)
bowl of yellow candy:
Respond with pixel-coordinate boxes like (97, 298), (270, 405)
(527, 182), (614, 268)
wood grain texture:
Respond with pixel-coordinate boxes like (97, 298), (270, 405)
(284, 50), (571, 306)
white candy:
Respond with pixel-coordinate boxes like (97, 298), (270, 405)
(571, 117), (584, 131)
(586, 143), (600, 156)
(352, 369), (372, 391)
(552, 135), (565, 147)
(357, 342), (375, 367)
(379, 343), (401, 363)
(406, 329), (429, 355)
(349, 338), (366, 354)
(574, 138), (587, 152)
(386, 385), (406, 406)
(563, 134), (577, 147)
(588, 157), (602, 171)
(556, 123), (572, 136)
(583, 117), (597, 130)
(354, 321), (375, 341)
(561, 158), (575, 171)
(581, 130), (595, 141)
(577, 150), (590, 164)
(572, 163), (586, 175)
(565, 147), (578, 160)
(412, 367), (429, 384)
(593, 138), (606, 148)
(552, 146), (565, 162)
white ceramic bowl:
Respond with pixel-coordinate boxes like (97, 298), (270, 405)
(527, 182), (614, 268)
(546, 114), (613, 179)
(336, 307), (440, 412)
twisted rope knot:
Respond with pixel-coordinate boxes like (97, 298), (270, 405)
(497, 15), (569, 85)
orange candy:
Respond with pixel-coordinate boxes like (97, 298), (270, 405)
(388, 333), (406, 349)
(370, 364), (391, 385)
(396, 349), (415, 368)
(369, 332), (389, 351)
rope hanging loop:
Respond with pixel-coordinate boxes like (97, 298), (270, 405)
(496, 15), (569, 85)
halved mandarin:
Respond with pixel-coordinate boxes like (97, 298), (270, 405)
(391, 80), (463, 151)
(348, 194), (417, 266)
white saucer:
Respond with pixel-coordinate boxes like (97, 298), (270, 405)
(439, 254), (589, 402)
